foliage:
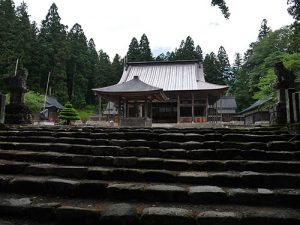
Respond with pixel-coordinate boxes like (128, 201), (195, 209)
(253, 69), (277, 101)
(24, 91), (44, 114)
(258, 19), (271, 41)
(59, 102), (80, 124)
(77, 105), (96, 122)
(211, 0), (230, 19)
(5, 91), (44, 114)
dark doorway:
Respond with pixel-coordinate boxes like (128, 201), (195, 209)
(152, 102), (177, 123)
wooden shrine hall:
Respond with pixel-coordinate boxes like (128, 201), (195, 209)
(93, 60), (228, 126)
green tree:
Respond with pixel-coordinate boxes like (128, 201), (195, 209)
(127, 37), (141, 62)
(203, 52), (224, 84)
(217, 46), (230, 82)
(111, 54), (123, 84)
(195, 45), (203, 62)
(211, 0), (230, 19)
(66, 23), (89, 108)
(253, 69), (277, 101)
(24, 91), (44, 114)
(38, 3), (68, 103)
(258, 19), (271, 41)
(98, 49), (112, 87)
(86, 38), (100, 105)
(139, 34), (152, 61)
(59, 102), (80, 125)
(0, 0), (18, 92)
(233, 53), (242, 73)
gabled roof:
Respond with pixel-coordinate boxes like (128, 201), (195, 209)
(46, 96), (64, 109)
(119, 60), (227, 91)
(93, 76), (168, 101)
(216, 96), (237, 114)
(93, 75), (163, 93)
(239, 99), (270, 114)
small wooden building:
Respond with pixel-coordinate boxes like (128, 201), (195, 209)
(44, 96), (64, 122)
(240, 99), (271, 125)
(93, 60), (228, 125)
(208, 96), (237, 122)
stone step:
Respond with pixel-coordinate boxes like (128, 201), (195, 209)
(1, 140), (300, 161)
(0, 175), (300, 207)
(0, 131), (297, 143)
(0, 193), (299, 225)
(1, 159), (300, 188)
(1, 138), (300, 154)
(1, 149), (300, 173)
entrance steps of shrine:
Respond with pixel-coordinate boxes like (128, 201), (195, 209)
(0, 126), (299, 224)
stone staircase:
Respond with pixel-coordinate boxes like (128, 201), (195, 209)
(0, 126), (299, 225)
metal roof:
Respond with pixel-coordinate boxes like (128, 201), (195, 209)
(216, 96), (237, 107)
(119, 61), (227, 91)
(93, 76), (168, 101)
(93, 76), (163, 93)
(46, 96), (64, 109)
(239, 99), (270, 114)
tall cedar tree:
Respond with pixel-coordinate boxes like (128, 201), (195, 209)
(0, 0), (18, 92)
(98, 49), (112, 87)
(16, 3), (40, 92)
(287, 0), (300, 51)
(139, 34), (152, 61)
(67, 23), (89, 108)
(217, 46), (231, 82)
(86, 38), (100, 105)
(39, 3), (68, 103)
(203, 52), (224, 85)
(258, 19), (271, 40)
(127, 37), (140, 62)
(111, 54), (123, 84)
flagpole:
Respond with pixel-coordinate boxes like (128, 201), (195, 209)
(43, 72), (51, 118)
(14, 59), (19, 77)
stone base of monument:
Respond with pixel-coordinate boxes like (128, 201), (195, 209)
(5, 103), (32, 124)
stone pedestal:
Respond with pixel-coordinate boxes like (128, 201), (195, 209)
(5, 104), (32, 124)
(292, 92), (300, 123)
(286, 88), (296, 123)
(0, 94), (6, 124)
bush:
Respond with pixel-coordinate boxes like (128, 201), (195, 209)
(59, 102), (80, 125)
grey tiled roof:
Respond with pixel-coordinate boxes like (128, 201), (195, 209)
(119, 61), (227, 91)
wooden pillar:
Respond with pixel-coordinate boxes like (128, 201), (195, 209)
(150, 100), (153, 119)
(126, 101), (129, 117)
(99, 96), (102, 116)
(144, 99), (148, 118)
(192, 93), (195, 123)
(0, 94), (6, 124)
(206, 94), (209, 121)
(219, 93), (223, 122)
(177, 94), (180, 123)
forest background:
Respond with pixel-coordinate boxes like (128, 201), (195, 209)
(0, 0), (299, 118)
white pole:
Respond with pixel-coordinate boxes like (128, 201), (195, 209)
(14, 59), (19, 77)
(43, 72), (51, 115)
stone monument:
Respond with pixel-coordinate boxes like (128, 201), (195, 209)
(0, 94), (6, 124)
(273, 61), (296, 124)
(5, 68), (32, 124)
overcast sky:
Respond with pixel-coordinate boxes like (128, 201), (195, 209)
(14, 0), (294, 63)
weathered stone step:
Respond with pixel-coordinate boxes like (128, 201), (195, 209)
(1, 149), (300, 173)
(1, 139), (300, 154)
(1, 193), (299, 225)
(1, 175), (299, 207)
(0, 130), (297, 143)
(1, 139), (300, 161)
(1, 159), (300, 188)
